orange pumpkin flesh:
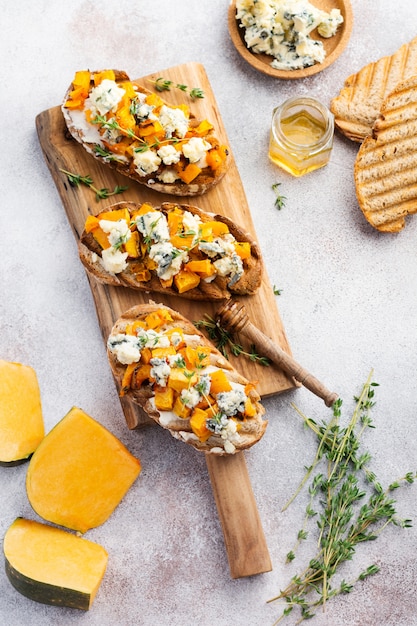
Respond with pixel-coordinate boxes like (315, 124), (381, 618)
(4, 518), (108, 610)
(26, 406), (141, 533)
(0, 360), (45, 466)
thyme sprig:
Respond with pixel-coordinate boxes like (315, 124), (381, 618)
(91, 114), (179, 155)
(269, 371), (416, 624)
(148, 77), (205, 100)
(272, 182), (286, 210)
(59, 168), (128, 202)
(194, 315), (270, 366)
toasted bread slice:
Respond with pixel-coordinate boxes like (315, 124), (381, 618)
(62, 69), (230, 196)
(331, 36), (417, 142)
(354, 75), (417, 232)
(107, 303), (267, 455)
(79, 200), (262, 300)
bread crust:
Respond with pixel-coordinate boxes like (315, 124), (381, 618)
(107, 303), (267, 455)
(331, 36), (417, 142)
(354, 75), (417, 232)
(79, 200), (262, 300)
(62, 69), (230, 196)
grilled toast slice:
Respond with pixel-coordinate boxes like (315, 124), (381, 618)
(354, 75), (417, 232)
(331, 36), (417, 142)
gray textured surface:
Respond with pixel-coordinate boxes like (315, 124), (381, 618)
(1, 1), (417, 625)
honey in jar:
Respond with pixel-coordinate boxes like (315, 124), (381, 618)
(268, 96), (334, 177)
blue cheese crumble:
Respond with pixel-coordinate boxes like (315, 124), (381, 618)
(235, 0), (343, 70)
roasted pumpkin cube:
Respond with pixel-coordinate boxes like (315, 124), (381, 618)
(164, 327), (186, 348)
(193, 119), (214, 137)
(159, 276), (174, 289)
(184, 259), (215, 277)
(92, 227), (111, 250)
(173, 269), (200, 294)
(201, 220), (229, 236)
(93, 69), (115, 85)
(244, 398), (257, 417)
(234, 241), (251, 260)
(151, 346), (177, 360)
(173, 395), (191, 419)
(206, 149), (224, 171)
(97, 207), (130, 223)
(183, 345), (211, 370)
(154, 387), (175, 411)
(177, 163), (202, 185)
(73, 70), (91, 90)
(210, 369), (232, 394)
(131, 364), (151, 389)
(145, 308), (173, 330)
(145, 92), (165, 109)
(190, 408), (212, 442)
(131, 203), (156, 220)
(140, 347), (152, 364)
(167, 209), (183, 235)
(168, 368), (197, 393)
(170, 232), (196, 250)
(119, 81), (137, 99)
(84, 215), (100, 233)
(120, 362), (138, 396)
(124, 231), (140, 258)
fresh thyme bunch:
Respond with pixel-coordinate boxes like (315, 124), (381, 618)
(269, 371), (416, 624)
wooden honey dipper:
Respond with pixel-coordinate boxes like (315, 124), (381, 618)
(216, 300), (338, 407)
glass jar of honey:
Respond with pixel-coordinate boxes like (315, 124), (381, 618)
(268, 96), (334, 177)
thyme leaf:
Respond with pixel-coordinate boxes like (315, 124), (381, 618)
(59, 169), (128, 202)
(272, 182), (286, 210)
(194, 315), (270, 366)
(269, 371), (416, 623)
(148, 77), (205, 100)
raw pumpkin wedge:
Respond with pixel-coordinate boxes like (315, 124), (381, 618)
(26, 407), (141, 533)
(4, 517), (108, 610)
(0, 360), (45, 466)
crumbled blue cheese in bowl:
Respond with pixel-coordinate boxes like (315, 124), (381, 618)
(235, 0), (344, 70)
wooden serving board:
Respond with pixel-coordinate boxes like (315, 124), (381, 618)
(36, 62), (294, 578)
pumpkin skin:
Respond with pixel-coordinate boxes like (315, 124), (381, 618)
(26, 406), (141, 533)
(4, 518), (108, 610)
(0, 360), (45, 466)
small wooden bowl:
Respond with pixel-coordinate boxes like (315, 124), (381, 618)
(228, 0), (353, 79)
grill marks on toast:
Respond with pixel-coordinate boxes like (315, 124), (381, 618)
(331, 36), (417, 142)
(354, 76), (417, 232)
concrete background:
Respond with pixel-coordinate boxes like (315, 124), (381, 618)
(1, 1), (417, 624)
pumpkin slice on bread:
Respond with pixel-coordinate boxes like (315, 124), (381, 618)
(79, 200), (262, 300)
(62, 69), (230, 196)
(107, 303), (267, 455)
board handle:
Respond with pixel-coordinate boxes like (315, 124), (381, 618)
(205, 452), (272, 578)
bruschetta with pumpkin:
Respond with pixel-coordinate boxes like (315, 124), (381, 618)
(62, 69), (230, 196)
(107, 303), (267, 455)
(78, 200), (262, 300)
